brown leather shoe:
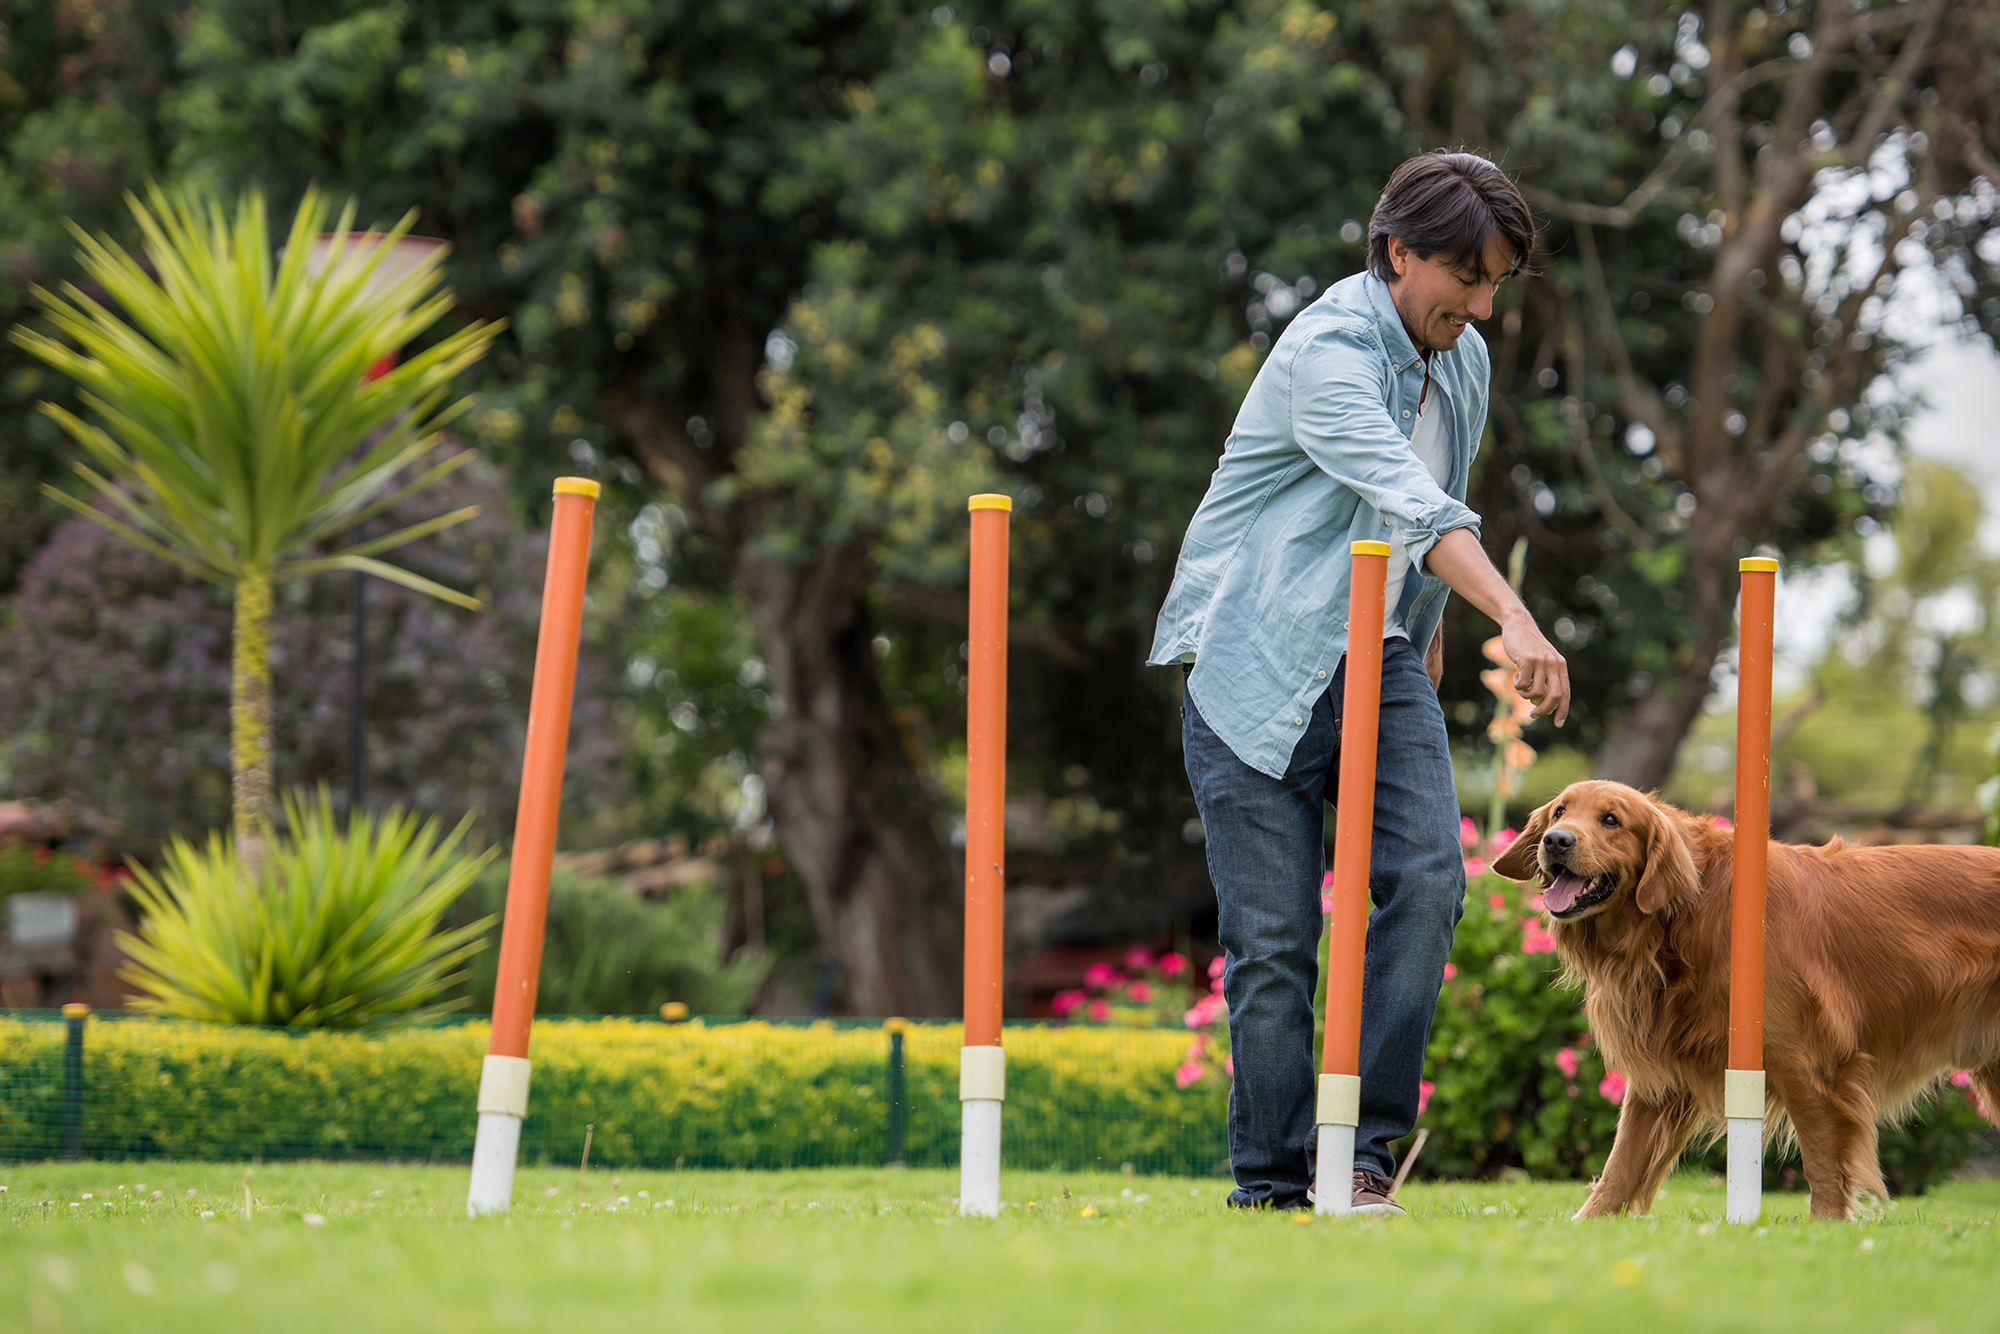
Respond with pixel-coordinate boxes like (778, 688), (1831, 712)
(1351, 1168), (1407, 1217)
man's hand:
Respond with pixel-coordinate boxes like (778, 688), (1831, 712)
(1422, 528), (1571, 726)
(1497, 610), (1569, 725)
(1426, 622), (1444, 692)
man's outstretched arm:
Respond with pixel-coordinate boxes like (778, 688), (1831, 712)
(1422, 528), (1571, 726)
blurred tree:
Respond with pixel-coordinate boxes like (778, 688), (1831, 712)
(1367, 0), (2000, 786)
(0, 460), (627, 850)
(13, 188), (500, 875)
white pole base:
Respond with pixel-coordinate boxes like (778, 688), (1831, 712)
(467, 1111), (523, 1217)
(1314, 1123), (1355, 1216)
(1725, 1116), (1762, 1224)
(960, 1097), (1002, 1217)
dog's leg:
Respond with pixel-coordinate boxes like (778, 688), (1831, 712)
(1573, 1094), (1699, 1220)
(1774, 1056), (1881, 1221)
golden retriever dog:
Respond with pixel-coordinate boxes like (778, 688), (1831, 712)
(1491, 780), (2000, 1221)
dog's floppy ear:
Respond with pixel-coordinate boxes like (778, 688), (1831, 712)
(1491, 799), (1557, 882)
(1635, 802), (1700, 914)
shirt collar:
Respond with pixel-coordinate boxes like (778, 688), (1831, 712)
(1363, 270), (1430, 375)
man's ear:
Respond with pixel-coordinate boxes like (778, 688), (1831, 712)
(1491, 800), (1556, 882)
(1635, 804), (1701, 914)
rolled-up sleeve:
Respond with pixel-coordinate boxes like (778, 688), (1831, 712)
(1290, 325), (1481, 567)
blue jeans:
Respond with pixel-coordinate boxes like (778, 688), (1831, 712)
(1183, 638), (1464, 1208)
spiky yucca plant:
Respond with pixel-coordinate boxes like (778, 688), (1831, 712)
(12, 186), (501, 879)
(118, 790), (497, 1027)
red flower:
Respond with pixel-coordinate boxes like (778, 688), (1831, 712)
(1461, 817), (1480, 850)
(1463, 856), (1488, 877)
(1417, 1079), (1435, 1116)
(1051, 989), (1086, 1018)
(1207, 956), (1226, 981)
(1086, 1000), (1112, 1022)
(1555, 1047), (1580, 1079)
(1158, 952), (1190, 977)
(1175, 1061), (1206, 1089)
(1082, 962), (1121, 990)
(1127, 981), (1154, 1003)
(1442, 962), (1457, 981)
(1599, 1070), (1628, 1105)
(1123, 946), (1156, 972)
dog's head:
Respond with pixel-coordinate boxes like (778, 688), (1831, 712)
(1489, 780), (1701, 922)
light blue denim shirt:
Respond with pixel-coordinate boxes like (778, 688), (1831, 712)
(1148, 269), (1487, 779)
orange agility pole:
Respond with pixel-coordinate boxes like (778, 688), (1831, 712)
(467, 476), (600, 1216)
(1314, 540), (1390, 1216)
(960, 493), (1011, 1217)
(1726, 556), (1777, 1224)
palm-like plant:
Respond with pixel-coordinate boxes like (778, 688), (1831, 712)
(12, 186), (501, 875)
(118, 788), (496, 1027)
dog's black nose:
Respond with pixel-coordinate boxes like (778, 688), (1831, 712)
(1542, 828), (1576, 855)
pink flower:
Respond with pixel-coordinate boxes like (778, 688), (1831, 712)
(1566, 1084), (1579, 1099)
(1082, 962), (1122, 990)
(1184, 994), (1227, 1029)
(1463, 856), (1488, 878)
(1224, 1055), (1234, 1077)
(1123, 946), (1156, 972)
(1127, 981), (1154, 1003)
(1442, 962), (1457, 981)
(1186, 1040), (1205, 1061)
(1208, 956), (1226, 981)
(1528, 894), (1545, 911)
(1051, 989), (1086, 1018)
(1322, 870), (1337, 888)
(1487, 828), (1518, 856)
(1321, 895), (1336, 915)
(1521, 926), (1556, 954)
(1599, 1070), (1628, 1105)
(1712, 816), (1734, 830)
(1417, 1079), (1435, 1116)
(1555, 1047), (1580, 1079)
(1488, 893), (1508, 911)
(1461, 816), (1480, 849)
(1210, 975), (1224, 994)
(1087, 1000), (1112, 1022)
(1951, 1070), (1973, 1088)
(1159, 952), (1190, 977)
(1175, 1061), (1207, 1089)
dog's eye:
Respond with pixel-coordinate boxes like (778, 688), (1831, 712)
(1600, 813), (1619, 828)
(1553, 805), (1565, 819)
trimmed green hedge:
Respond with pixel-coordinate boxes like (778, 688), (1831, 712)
(0, 1017), (1229, 1175)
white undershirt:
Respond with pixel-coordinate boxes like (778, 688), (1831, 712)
(1382, 379), (1452, 642)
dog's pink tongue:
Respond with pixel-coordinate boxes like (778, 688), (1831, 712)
(1543, 872), (1591, 915)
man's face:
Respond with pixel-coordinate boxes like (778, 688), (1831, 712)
(1384, 233), (1515, 353)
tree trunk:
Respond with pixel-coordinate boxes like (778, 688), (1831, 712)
(231, 564), (276, 884)
(742, 536), (960, 1016)
(1593, 535), (1734, 791)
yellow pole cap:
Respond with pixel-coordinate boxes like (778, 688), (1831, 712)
(885, 1016), (910, 1035)
(61, 1003), (89, 1019)
(1350, 540), (1392, 558)
(553, 477), (601, 499)
(968, 494), (1013, 512)
(659, 1001), (690, 1022)
(1738, 557), (1780, 573)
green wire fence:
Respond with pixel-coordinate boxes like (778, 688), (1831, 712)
(0, 1012), (1230, 1175)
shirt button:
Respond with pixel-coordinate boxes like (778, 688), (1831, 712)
(1402, 409), (1411, 418)
(1294, 716), (1304, 726)
(1317, 670), (1327, 679)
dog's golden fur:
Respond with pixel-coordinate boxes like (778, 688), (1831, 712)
(1491, 780), (2000, 1221)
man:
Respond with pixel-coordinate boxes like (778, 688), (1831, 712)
(1149, 152), (1572, 1215)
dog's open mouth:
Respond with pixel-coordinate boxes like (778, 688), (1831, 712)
(1543, 868), (1618, 918)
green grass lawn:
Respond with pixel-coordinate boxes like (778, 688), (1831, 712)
(3, 1161), (1997, 1332)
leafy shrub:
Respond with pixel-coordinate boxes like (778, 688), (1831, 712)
(118, 789), (494, 1026)
(448, 864), (769, 1017)
(0, 841), (97, 902)
(1052, 947), (1229, 1091)
(0, 1017), (1228, 1174)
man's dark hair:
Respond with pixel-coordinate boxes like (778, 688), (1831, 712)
(1367, 152), (1538, 284)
